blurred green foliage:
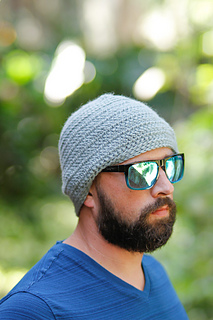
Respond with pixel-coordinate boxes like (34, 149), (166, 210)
(0, 1), (213, 319)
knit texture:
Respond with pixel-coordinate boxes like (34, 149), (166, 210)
(59, 93), (178, 215)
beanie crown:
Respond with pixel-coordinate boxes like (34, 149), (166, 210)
(59, 93), (178, 215)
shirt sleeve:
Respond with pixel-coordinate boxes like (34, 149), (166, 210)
(0, 292), (55, 320)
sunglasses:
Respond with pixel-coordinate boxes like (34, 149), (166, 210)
(102, 153), (184, 190)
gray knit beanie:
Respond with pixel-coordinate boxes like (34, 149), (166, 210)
(59, 93), (178, 216)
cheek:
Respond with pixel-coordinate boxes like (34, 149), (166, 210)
(100, 173), (152, 214)
(100, 173), (127, 193)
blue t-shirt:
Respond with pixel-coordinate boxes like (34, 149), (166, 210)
(0, 241), (188, 319)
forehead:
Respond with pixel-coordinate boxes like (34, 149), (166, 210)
(120, 147), (174, 165)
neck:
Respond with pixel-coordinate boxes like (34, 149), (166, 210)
(63, 208), (145, 291)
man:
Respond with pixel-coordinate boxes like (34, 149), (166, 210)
(0, 93), (188, 319)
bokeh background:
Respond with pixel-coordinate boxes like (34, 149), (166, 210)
(0, 0), (213, 318)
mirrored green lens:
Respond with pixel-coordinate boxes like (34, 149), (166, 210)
(166, 155), (184, 183)
(127, 162), (158, 190)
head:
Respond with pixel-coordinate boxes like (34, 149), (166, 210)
(59, 93), (182, 252)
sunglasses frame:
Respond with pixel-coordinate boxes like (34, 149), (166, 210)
(102, 153), (184, 190)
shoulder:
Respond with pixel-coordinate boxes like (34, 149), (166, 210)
(142, 255), (189, 319)
(7, 242), (65, 294)
(0, 243), (66, 319)
(0, 291), (55, 319)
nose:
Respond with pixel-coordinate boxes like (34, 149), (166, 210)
(150, 167), (174, 198)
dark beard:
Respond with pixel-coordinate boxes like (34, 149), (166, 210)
(95, 187), (176, 253)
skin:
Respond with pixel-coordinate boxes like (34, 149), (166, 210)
(64, 147), (175, 291)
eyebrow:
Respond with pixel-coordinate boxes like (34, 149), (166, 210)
(117, 152), (176, 166)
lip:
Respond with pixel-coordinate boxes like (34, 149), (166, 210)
(151, 206), (169, 217)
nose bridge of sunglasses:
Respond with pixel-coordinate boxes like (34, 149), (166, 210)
(159, 159), (165, 169)
(157, 159), (168, 178)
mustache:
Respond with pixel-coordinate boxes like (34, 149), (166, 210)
(140, 197), (176, 218)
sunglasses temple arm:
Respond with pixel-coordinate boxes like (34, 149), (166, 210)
(102, 165), (129, 173)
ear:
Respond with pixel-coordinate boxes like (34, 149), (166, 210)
(83, 192), (95, 208)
